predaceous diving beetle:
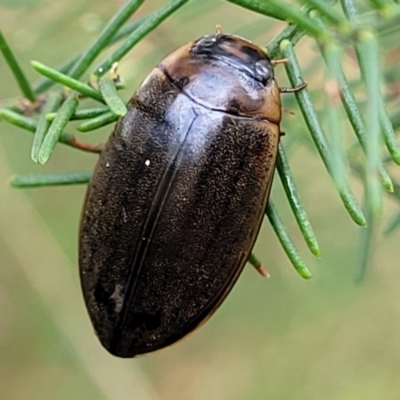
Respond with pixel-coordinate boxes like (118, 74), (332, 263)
(79, 32), (305, 357)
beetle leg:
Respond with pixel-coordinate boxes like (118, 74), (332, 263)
(279, 82), (307, 93)
(271, 58), (288, 65)
(253, 264), (270, 278)
(71, 137), (104, 153)
(249, 254), (271, 278)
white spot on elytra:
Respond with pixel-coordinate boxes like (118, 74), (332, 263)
(121, 207), (128, 223)
(110, 284), (124, 313)
(145, 159), (150, 166)
(106, 162), (110, 167)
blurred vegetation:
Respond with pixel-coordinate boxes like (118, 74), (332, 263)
(1, 0), (400, 399)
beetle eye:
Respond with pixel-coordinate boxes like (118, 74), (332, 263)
(196, 36), (217, 49)
(191, 36), (219, 58)
(254, 60), (273, 85)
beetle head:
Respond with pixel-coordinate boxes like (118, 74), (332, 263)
(191, 34), (274, 86)
(158, 34), (282, 123)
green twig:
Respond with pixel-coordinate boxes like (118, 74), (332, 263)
(98, 75), (127, 116)
(267, 24), (305, 58)
(355, 201), (375, 282)
(359, 30), (383, 216)
(324, 41), (348, 193)
(77, 111), (119, 132)
(277, 144), (320, 257)
(298, 0), (349, 30)
(383, 210), (400, 236)
(93, 0), (191, 77)
(0, 108), (38, 132)
(227, 0), (291, 21)
(37, 94), (79, 164)
(322, 41), (392, 190)
(31, 92), (63, 163)
(46, 106), (110, 121)
(31, 61), (104, 103)
(227, 0), (326, 38)
(280, 39), (366, 226)
(264, 0), (313, 51)
(10, 171), (92, 188)
(340, 0), (400, 166)
(0, 108), (102, 153)
(266, 201), (312, 279)
(33, 58), (77, 96)
(0, 29), (35, 102)
(319, 47), (393, 192)
(367, 0), (393, 15)
(391, 112), (400, 130)
(379, 101), (400, 165)
(70, 0), (145, 79)
(339, 0), (359, 20)
(32, 16), (150, 95)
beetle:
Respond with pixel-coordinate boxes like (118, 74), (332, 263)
(79, 32), (306, 357)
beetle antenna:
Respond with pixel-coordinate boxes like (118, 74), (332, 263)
(283, 108), (295, 116)
(271, 58), (289, 65)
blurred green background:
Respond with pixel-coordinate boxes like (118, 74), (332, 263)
(1, 1), (400, 399)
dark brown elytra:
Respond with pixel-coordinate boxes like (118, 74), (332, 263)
(79, 32), (306, 358)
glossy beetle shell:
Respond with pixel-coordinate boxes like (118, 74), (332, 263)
(79, 33), (282, 357)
